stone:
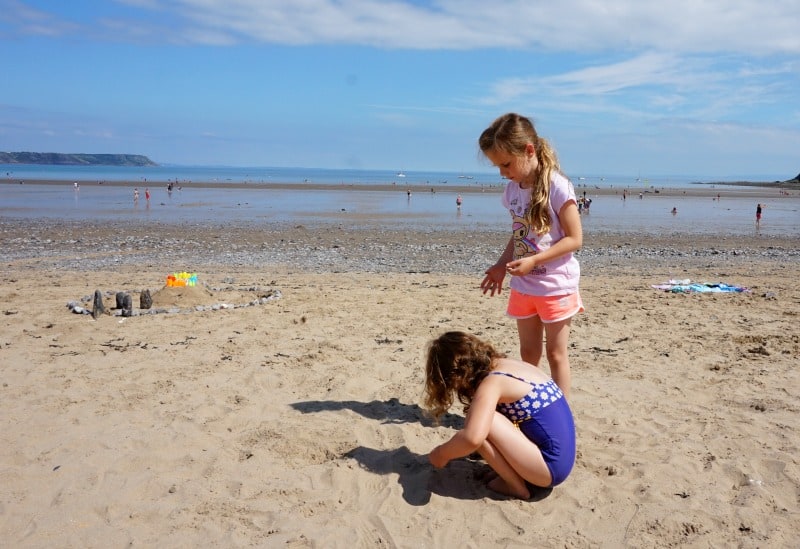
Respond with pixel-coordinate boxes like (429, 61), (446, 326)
(122, 294), (133, 317)
(91, 290), (105, 319)
(115, 292), (126, 309)
(140, 289), (153, 309)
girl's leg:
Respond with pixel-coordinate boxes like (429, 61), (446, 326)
(543, 318), (573, 398)
(478, 412), (551, 499)
(516, 316), (544, 367)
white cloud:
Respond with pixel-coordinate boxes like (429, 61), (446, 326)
(4, 1), (799, 54)
(170, 1), (800, 54)
(486, 53), (698, 99)
(0, 0), (80, 36)
(479, 51), (797, 125)
(172, 0), (501, 49)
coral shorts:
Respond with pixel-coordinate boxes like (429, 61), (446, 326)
(507, 289), (584, 323)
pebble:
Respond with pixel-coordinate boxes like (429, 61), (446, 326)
(4, 218), (797, 276)
(68, 304), (90, 315)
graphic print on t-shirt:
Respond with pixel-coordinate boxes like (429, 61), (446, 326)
(510, 211), (548, 275)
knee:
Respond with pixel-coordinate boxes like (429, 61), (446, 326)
(546, 347), (568, 365)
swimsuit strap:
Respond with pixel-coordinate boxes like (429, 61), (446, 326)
(489, 371), (536, 387)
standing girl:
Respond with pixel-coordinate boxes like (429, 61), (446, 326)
(425, 331), (576, 499)
(478, 113), (583, 398)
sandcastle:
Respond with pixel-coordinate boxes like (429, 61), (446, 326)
(66, 273), (281, 317)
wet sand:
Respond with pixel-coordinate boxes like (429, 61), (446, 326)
(4, 176), (799, 198)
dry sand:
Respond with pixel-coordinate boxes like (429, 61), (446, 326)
(1, 218), (798, 548)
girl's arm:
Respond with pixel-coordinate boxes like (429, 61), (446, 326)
(429, 380), (500, 468)
(481, 236), (514, 296)
(506, 201), (582, 276)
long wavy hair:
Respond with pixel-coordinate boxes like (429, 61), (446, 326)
(423, 331), (506, 421)
(479, 112), (562, 235)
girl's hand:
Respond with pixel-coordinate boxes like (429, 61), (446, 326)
(429, 446), (449, 468)
(481, 264), (507, 296)
(506, 256), (536, 276)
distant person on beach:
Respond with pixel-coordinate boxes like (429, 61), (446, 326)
(145, 188), (151, 201)
(478, 112), (583, 398)
(671, 207), (678, 215)
(456, 194), (462, 209)
(134, 188), (139, 201)
(756, 203), (763, 226)
(424, 331), (576, 499)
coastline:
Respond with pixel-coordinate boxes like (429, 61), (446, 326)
(3, 176), (799, 198)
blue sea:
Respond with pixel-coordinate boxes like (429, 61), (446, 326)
(1, 164), (798, 236)
(1, 163), (791, 187)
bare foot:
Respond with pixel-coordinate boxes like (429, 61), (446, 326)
(487, 476), (530, 500)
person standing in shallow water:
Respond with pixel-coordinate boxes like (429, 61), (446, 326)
(756, 203), (763, 226)
(478, 113), (583, 399)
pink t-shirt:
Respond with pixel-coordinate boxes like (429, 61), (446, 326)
(501, 172), (580, 296)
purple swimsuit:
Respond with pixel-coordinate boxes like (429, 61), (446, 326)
(491, 372), (576, 486)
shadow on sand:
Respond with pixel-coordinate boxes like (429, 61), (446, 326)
(291, 398), (553, 505)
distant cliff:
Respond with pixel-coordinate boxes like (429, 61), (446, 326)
(711, 173), (800, 189)
(0, 152), (157, 167)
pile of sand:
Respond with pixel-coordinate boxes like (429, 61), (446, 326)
(149, 284), (215, 308)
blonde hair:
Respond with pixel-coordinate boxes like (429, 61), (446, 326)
(479, 112), (562, 235)
(423, 331), (506, 421)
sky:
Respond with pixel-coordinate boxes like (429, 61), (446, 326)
(1, 0), (799, 179)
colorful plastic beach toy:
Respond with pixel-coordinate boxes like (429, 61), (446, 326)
(166, 272), (198, 287)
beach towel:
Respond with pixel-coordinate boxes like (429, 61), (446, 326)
(651, 279), (749, 294)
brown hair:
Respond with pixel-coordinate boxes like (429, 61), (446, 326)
(479, 112), (562, 235)
(423, 331), (506, 420)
